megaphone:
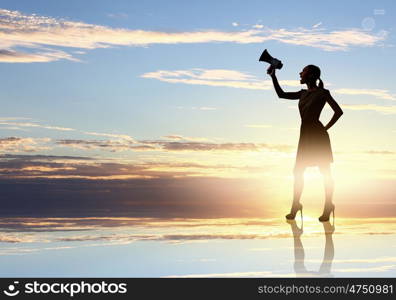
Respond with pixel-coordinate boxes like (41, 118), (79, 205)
(259, 49), (283, 73)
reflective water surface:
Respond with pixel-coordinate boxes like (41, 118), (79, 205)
(0, 217), (395, 277)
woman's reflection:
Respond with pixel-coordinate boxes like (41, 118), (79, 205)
(287, 220), (335, 277)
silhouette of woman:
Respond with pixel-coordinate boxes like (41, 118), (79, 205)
(268, 65), (343, 221)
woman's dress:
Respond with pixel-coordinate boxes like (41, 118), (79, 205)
(296, 88), (334, 167)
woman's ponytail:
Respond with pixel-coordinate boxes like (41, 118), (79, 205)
(307, 65), (324, 88)
(318, 77), (324, 89)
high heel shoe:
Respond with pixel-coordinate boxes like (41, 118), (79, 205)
(319, 203), (335, 222)
(285, 202), (303, 220)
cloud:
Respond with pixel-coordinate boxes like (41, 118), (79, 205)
(0, 9), (387, 63)
(0, 153), (94, 161)
(0, 49), (77, 63)
(0, 117), (32, 121)
(21, 165), (76, 172)
(141, 68), (301, 90)
(0, 160), (276, 218)
(137, 139), (294, 152)
(312, 22), (322, 28)
(232, 22), (239, 27)
(0, 246), (75, 255)
(0, 153), (154, 179)
(0, 137), (50, 152)
(55, 139), (154, 152)
(335, 88), (396, 101)
(0, 117), (143, 153)
(82, 131), (135, 141)
(0, 235), (28, 243)
(0, 121), (75, 131)
(55, 136), (294, 153)
(342, 104), (396, 114)
(1, 152), (395, 219)
(148, 69), (256, 81)
(0, 153), (274, 181)
(161, 135), (210, 142)
(0, 126), (28, 131)
(271, 27), (387, 51)
(0, 120), (137, 140)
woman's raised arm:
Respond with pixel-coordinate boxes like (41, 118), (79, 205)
(269, 69), (301, 100)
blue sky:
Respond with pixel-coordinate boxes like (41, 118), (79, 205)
(0, 1), (394, 142)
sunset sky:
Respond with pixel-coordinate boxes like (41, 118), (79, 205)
(0, 0), (395, 219)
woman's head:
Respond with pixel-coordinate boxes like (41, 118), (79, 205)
(299, 64), (324, 88)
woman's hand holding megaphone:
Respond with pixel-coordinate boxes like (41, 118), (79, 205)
(267, 66), (276, 77)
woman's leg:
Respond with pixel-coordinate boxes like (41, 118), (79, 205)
(286, 165), (305, 219)
(293, 164), (305, 204)
(319, 163), (334, 205)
